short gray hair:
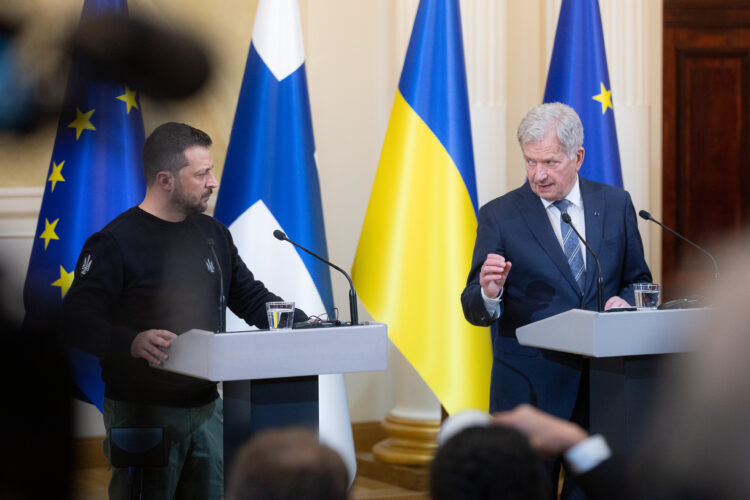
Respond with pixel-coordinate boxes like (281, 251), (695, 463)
(517, 102), (583, 159)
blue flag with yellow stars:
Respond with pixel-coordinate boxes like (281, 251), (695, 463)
(543, 0), (622, 187)
(22, 0), (146, 411)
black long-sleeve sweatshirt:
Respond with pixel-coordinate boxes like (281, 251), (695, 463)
(63, 206), (306, 407)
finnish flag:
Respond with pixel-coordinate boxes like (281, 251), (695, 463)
(213, 0), (357, 481)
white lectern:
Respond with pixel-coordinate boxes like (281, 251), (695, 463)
(517, 308), (713, 453)
(156, 323), (388, 482)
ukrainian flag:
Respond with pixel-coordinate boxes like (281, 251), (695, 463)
(352, 0), (491, 414)
(544, 0), (623, 187)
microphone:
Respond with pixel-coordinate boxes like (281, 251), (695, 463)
(561, 213), (605, 312)
(273, 230), (359, 325)
(207, 238), (226, 333)
(638, 210), (719, 281)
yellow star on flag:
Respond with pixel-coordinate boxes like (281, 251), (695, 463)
(67, 108), (96, 140)
(39, 218), (60, 250)
(116, 87), (139, 114)
(47, 161), (66, 192)
(51, 265), (75, 299)
(592, 82), (613, 115)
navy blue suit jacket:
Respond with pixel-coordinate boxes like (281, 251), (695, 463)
(461, 177), (651, 419)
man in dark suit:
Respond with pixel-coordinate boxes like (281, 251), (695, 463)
(461, 102), (651, 497)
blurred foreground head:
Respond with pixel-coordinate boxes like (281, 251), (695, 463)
(0, 10), (210, 133)
(431, 424), (547, 500)
(638, 232), (750, 499)
(71, 13), (210, 100)
(227, 428), (348, 500)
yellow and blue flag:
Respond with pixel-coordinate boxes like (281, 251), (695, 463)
(22, 0), (146, 410)
(544, 0), (623, 187)
(352, 0), (491, 414)
(214, 0), (356, 480)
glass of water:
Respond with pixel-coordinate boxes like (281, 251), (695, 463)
(633, 283), (661, 310)
(266, 301), (295, 330)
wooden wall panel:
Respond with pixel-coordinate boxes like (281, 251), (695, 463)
(663, 1), (750, 297)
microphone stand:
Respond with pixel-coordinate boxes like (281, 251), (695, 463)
(274, 230), (359, 325)
(639, 210), (719, 282)
(207, 239), (226, 333)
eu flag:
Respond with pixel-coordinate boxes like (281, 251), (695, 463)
(213, 0), (355, 480)
(544, 0), (623, 187)
(22, 0), (146, 410)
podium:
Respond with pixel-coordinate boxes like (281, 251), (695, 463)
(155, 323), (387, 480)
(517, 309), (713, 453)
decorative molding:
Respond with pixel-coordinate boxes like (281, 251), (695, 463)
(545, 0), (562, 68)
(600, 0), (648, 106)
(0, 187), (43, 216)
(0, 187), (43, 238)
(395, 0), (420, 78)
(393, 0), (509, 107)
(372, 412), (439, 466)
(460, 0), (507, 107)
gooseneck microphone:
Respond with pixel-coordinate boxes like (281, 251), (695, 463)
(561, 213), (605, 312)
(273, 230), (359, 325)
(207, 238), (226, 333)
(638, 210), (719, 281)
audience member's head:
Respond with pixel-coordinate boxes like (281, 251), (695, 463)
(430, 424), (547, 500)
(436, 408), (492, 446)
(227, 427), (348, 500)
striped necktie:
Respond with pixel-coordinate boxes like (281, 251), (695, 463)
(553, 199), (585, 292)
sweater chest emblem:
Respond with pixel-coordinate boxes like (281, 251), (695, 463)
(204, 257), (216, 275)
(80, 254), (93, 276)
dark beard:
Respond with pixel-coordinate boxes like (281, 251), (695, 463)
(173, 187), (210, 215)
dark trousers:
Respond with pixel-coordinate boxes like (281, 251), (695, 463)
(546, 360), (590, 500)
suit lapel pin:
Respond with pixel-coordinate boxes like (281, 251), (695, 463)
(593, 210), (599, 216)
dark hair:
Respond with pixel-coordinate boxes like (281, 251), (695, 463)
(430, 425), (547, 500)
(227, 428), (349, 500)
(142, 122), (212, 184)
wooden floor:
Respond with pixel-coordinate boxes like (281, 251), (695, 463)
(72, 466), (428, 500)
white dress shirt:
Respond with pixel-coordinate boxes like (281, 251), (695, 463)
(564, 434), (612, 474)
(541, 177), (587, 268)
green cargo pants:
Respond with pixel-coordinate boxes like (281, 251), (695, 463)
(103, 397), (223, 500)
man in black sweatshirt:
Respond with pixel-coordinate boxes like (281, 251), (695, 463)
(63, 122), (307, 500)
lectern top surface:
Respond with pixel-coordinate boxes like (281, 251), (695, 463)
(517, 308), (712, 357)
(154, 322), (388, 381)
